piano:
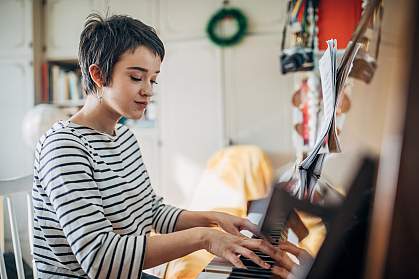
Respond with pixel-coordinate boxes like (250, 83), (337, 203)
(200, 181), (328, 279)
(199, 156), (378, 279)
(198, 184), (305, 278)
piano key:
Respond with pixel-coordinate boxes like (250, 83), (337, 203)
(225, 220), (289, 278)
(229, 267), (272, 277)
(227, 274), (272, 278)
(240, 257), (275, 267)
(252, 251), (274, 262)
(228, 273), (271, 278)
(228, 276), (270, 279)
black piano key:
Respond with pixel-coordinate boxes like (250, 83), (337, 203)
(249, 255), (273, 264)
(230, 267), (272, 277)
(241, 257), (275, 267)
(228, 275), (271, 279)
(227, 273), (272, 278)
(235, 267), (272, 274)
(252, 251), (274, 262)
(227, 266), (274, 278)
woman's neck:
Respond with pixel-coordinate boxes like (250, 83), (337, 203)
(69, 95), (120, 136)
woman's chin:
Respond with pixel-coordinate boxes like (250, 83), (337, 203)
(123, 111), (144, 120)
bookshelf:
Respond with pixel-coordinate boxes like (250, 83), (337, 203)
(40, 60), (84, 107)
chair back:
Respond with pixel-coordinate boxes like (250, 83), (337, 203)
(0, 174), (36, 279)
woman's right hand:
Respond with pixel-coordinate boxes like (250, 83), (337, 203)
(202, 228), (277, 270)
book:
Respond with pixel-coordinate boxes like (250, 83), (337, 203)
(45, 62), (83, 106)
(41, 63), (49, 102)
(51, 65), (61, 103)
(68, 71), (80, 102)
(297, 39), (360, 201)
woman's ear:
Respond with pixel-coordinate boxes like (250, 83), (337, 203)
(88, 64), (103, 88)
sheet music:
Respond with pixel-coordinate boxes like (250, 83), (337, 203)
(297, 39), (360, 200)
(300, 39), (337, 171)
(328, 41), (361, 152)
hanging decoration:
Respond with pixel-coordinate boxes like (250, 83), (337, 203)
(349, 0), (383, 83)
(279, 0), (383, 205)
(206, 1), (248, 47)
(280, 0), (318, 74)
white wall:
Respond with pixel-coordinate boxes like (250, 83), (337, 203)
(0, 0), (34, 265)
(0, 1), (34, 178)
(156, 0), (291, 207)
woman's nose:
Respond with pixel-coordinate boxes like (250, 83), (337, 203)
(140, 89), (153, 97)
(140, 82), (154, 97)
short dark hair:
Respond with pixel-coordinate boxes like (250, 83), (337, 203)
(78, 13), (165, 95)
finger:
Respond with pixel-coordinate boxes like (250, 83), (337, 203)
(224, 251), (246, 269)
(271, 266), (290, 279)
(273, 250), (295, 271)
(253, 232), (272, 243)
(239, 234), (251, 241)
(231, 226), (241, 236)
(241, 229), (269, 242)
(243, 239), (277, 258)
(241, 219), (260, 236)
(223, 224), (241, 236)
(279, 241), (304, 257)
(235, 247), (270, 269)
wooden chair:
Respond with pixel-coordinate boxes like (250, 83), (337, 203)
(0, 175), (36, 279)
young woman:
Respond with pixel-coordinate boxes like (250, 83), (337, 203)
(32, 14), (309, 278)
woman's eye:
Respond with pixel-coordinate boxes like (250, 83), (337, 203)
(130, 77), (158, 85)
(130, 76), (142, 82)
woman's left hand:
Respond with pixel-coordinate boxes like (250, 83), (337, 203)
(271, 241), (314, 279)
(211, 212), (259, 236)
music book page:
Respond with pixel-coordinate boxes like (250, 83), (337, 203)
(298, 39), (360, 200)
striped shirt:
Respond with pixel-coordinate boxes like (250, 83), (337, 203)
(32, 120), (183, 278)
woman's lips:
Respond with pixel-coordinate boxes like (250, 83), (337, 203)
(134, 101), (148, 110)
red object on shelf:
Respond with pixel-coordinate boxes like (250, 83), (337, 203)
(41, 63), (49, 102)
(317, 0), (362, 50)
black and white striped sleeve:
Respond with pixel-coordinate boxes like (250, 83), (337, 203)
(38, 133), (145, 278)
(151, 193), (184, 234)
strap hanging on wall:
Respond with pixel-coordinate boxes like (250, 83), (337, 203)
(349, 0), (383, 83)
(280, 0), (319, 74)
(206, 1), (248, 47)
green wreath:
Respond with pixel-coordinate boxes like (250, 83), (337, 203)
(206, 8), (248, 47)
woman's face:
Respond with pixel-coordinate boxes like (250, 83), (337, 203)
(103, 46), (161, 120)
